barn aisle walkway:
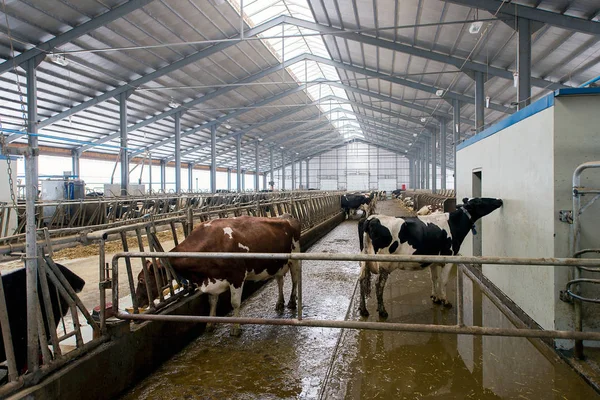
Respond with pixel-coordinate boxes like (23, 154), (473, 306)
(120, 199), (599, 399)
(120, 214), (363, 399)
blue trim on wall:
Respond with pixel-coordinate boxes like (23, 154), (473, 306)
(0, 155), (19, 161)
(457, 86), (600, 151)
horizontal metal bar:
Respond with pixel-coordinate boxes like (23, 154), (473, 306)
(116, 313), (600, 341)
(112, 251), (600, 267)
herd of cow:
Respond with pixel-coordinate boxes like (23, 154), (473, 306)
(0, 192), (503, 377)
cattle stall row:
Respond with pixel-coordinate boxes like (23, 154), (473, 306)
(0, 191), (343, 398)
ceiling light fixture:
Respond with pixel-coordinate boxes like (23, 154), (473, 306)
(420, 117), (427, 123)
(47, 54), (68, 66)
(224, 123), (232, 129)
(435, 89), (445, 97)
(257, 137), (263, 142)
(168, 100), (180, 108)
(413, 133), (418, 137)
(469, 21), (483, 35)
(409, 143), (413, 146)
(485, 96), (491, 108)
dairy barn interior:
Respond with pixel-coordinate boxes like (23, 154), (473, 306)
(1, 0), (600, 398)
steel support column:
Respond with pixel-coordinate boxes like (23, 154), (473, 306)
(269, 147), (274, 190)
(241, 169), (246, 191)
(306, 159), (310, 189)
(425, 137), (430, 189)
(188, 163), (193, 192)
(255, 140), (260, 191)
(431, 131), (437, 193)
(227, 168), (231, 191)
(148, 152), (152, 193)
(174, 112), (182, 194)
(299, 159), (303, 189)
(160, 160), (166, 191)
(453, 100), (461, 191)
(475, 71), (485, 133)
(517, 17), (532, 110)
(281, 151), (286, 190)
(262, 173), (267, 190)
(119, 92), (129, 196)
(236, 135), (242, 192)
(72, 150), (80, 178)
(408, 157), (413, 189)
(440, 120), (447, 190)
(25, 58), (39, 373)
(291, 153), (296, 190)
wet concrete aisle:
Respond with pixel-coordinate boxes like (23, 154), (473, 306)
(121, 199), (600, 399)
(120, 218), (362, 400)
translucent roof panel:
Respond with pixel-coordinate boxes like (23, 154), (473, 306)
(232, 0), (364, 140)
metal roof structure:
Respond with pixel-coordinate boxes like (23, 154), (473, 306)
(1, 0), (599, 179)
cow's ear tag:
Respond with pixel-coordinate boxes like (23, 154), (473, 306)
(471, 225), (477, 235)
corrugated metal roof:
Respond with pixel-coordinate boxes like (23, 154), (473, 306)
(0, 0), (599, 171)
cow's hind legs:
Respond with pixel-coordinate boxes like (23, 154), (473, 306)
(287, 259), (300, 310)
(229, 282), (244, 336)
(206, 294), (219, 332)
(437, 263), (455, 308)
(359, 262), (371, 317)
(276, 275), (285, 312)
(375, 269), (389, 318)
(429, 265), (443, 304)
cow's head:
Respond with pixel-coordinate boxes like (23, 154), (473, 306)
(460, 197), (503, 221)
(134, 260), (167, 308)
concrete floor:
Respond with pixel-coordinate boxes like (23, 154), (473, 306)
(120, 199), (600, 399)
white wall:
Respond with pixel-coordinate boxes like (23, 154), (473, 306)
(456, 107), (556, 330)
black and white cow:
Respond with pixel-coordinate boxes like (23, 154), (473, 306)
(357, 197), (503, 318)
(341, 193), (373, 219)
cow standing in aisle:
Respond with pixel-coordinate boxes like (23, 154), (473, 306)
(357, 197), (503, 318)
(135, 214), (301, 336)
(341, 192), (374, 219)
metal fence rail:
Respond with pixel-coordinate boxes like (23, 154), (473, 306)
(110, 251), (600, 343)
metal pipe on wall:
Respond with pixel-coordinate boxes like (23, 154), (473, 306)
(72, 150), (80, 178)
(431, 131), (437, 193)
(453, 99), (461, 191)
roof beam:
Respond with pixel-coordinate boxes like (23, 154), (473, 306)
(444, 0), (600, 36)
(135, 83), (310, 159)
(0, 0), (154, 75)
(38, 15), (286, 129)
(283, 16), (565, 90)
(76, 53), (308, 153)
(326, 81), (474, 125)
(305, 54), (512, 114)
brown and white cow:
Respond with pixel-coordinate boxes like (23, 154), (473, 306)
(134, 214), (301, 336)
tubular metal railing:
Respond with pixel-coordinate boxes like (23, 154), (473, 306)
(109, 251), (600, 342)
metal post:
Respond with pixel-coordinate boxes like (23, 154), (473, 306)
(299, 159), (303, 189)
(148, 152), (152, 193)
(306, 159), (310, 189)
(453, 99), (460, 191)
(440, 119), (447, 190)
(119, 92), (129, 196)
(421, 147), (425, 189)
(291, 153), (296, 190)
(25, 58), (39, 373)
(174, 112), (182, 194)
(227, 168), (231, 191)
(255, 140), (260, 191)
(475, 71), (485, 133)
(160, 159), (166, 191)
(281, 151), (286, 190)
(269, 147), (274, 190)
(211, 124), (217, 193)
(236, 135), (242, 192)
(425, 137), (430, 190)
(517, 17), (531, 110)
(187, 163), (193, 192)
(431, 131), (437, 193)
(408, 157), (413, 189)
(262, 173), (267, 190)
(72, 150), (80, 178)
(241, 169), (246, 191)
